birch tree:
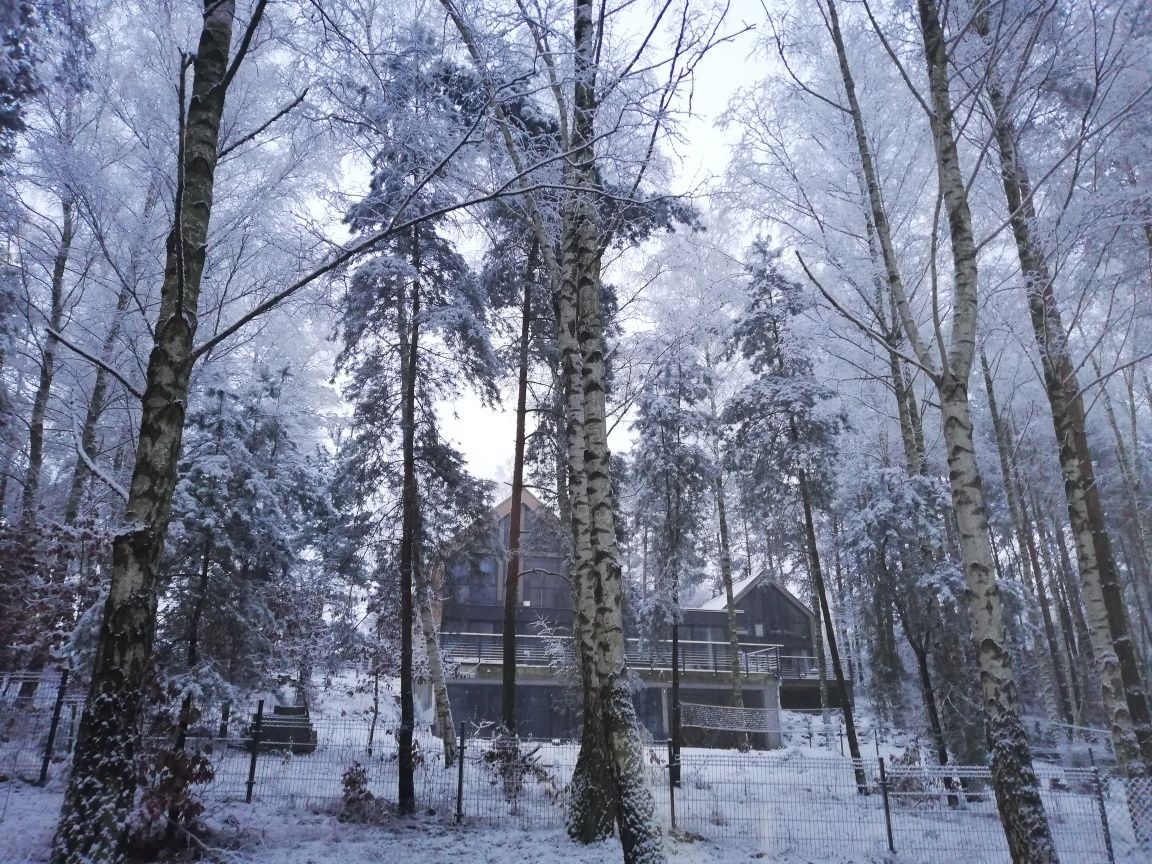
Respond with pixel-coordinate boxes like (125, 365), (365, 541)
(52, 3), (244, 859)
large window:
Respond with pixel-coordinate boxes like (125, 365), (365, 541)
(521, 571), (567, 609)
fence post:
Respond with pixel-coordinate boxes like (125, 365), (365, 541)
(878, 757), (895, 853)
(218, 700), (231, 740)
(455, 723), (467, 824)
(1091, 766), (1115, 864)
(65, 703), (77, 754)
(666, 738), (677, 832)
(38, 668), (69, 785)
(245, 700), (264, 804)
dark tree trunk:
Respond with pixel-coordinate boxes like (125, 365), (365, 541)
(798, 467), (865, 791)
(22, 198), (75, 525)
(50, 5), (236, 862)
(165, 535), (211, 842)
(1018, 485), (1080, 728)
(501, 243), (535, 736)
(397, 229), (421, 814)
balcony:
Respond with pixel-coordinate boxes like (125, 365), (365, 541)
(439, 632), (821, 680)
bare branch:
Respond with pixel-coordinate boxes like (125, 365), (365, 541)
(48, 327), (144, 401)
(219, 89), (309, 158)
(221, 0), (269, 92)
(795, 252), (938, 381)
(71, 415), (129, 504)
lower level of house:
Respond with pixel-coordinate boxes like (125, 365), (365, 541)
(435, 631), (851, 749)
(443, 676), (782, 749)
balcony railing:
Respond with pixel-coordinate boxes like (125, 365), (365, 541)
(440, 632), (821, 680)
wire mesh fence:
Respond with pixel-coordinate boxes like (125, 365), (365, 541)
(3, 689), (1151, 861)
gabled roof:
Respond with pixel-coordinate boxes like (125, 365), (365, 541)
(696, 573), (759, 610)
(693, 571), (815, 619)
(493, 488), (546, 519)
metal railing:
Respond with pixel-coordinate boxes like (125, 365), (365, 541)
(440, 632), (821, 679)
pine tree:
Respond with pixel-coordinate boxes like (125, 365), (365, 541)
(631, 344), (713, 768)
(338, 28), (498, 805)
(727, 243), (865, 787)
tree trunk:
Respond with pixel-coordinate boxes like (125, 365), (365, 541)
(62, 282), (130, 526)
(1092, 356), (1152, 613)
(1018, 481), (1080, 729)
(715, 474), (748, 744)
(22, 198), (75, 525)
(164, 535), (212, 844)
(501, 245), (534, 736)
(938, 378), (1057, 862)
(397, 229), (421, 814)
(566, 1), (663, 858)
(559, 176), (614, 845)
(981, 351), (1074, 726)
(913, 0), (1060, 855)
(51, 5), (236, 861)
(981, 34), (1152, 776)
(913, 646), (949, 767)
(706, 344), (747, 745)
(414, 528), (456, 766)
(63, 185), (159, 526)
(798, 468), (866, 790)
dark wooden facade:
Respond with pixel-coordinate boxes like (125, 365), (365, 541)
(436, 494), (842, 743)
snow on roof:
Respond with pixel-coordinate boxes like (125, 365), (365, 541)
(695, 572), (760, 610)
(493, 488), (547, 518)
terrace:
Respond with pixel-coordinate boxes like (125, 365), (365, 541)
(439, 631), (821, 680)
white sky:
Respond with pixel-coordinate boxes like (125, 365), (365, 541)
(444, 0), (765, 491)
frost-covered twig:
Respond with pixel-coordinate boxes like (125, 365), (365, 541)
(71, 415), (128, 503)
(48, 327), (143, 400)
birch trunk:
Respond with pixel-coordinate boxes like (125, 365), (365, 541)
(63, 187), (159, 526)
(843, 0), (1060, 854)
(1092, 356), (1152, 609)
(415, 547), (456, 766)
(62, 281), (131, 525)
(980, 39), (1152, 775)
(51, 5), (235, 861)
(939, 380), (1056, 862)
(22, 198), (75, 525)
(567, 1), (662, 857)
(916, 0), (1056, 847)
(559, 193), (614, 846)
(980, 351), (1074, 725)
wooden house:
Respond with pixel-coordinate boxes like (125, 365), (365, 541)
(436, 494), (845, 747)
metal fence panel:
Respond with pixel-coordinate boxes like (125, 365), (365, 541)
(3, 696), (1150, 862)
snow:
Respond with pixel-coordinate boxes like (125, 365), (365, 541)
(0, 782), (877, 864)
(0, 694), (1141, 864)
(696, 573), (759, 611)
(2, 734), (1147, 864)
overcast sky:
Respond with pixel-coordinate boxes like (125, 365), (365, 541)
(444, 1), (764, 494)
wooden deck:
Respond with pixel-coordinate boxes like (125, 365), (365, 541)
(439, 632), (820, 679)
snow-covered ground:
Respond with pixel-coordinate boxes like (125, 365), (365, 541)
(3, 684), (1144, 863)
(0, 781), (882, 864)
(3, 776), (1144, 864)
